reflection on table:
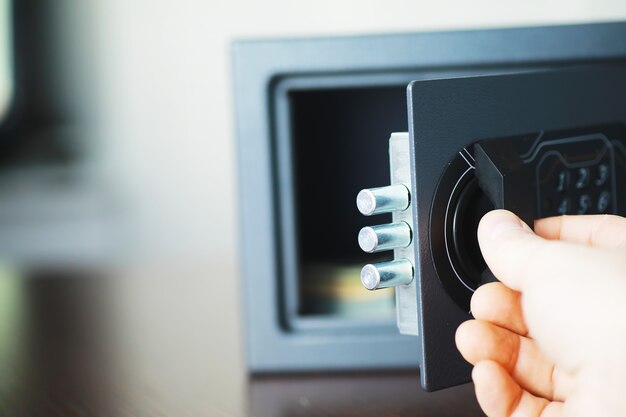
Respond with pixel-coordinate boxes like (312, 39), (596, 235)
(0, 267), (483, 417)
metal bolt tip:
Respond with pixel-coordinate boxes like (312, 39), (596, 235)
(360, 264), (380, 290)
(358, 227), (378, 253)
(356, 189), (376, 216)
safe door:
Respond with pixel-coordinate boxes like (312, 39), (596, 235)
(357, 64), (626, 390)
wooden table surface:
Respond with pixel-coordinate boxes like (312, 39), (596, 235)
(0, 267), (485, 416)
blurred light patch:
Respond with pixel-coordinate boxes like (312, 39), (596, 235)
(0, 265), (26, 394)
(0, 0), (12, 122)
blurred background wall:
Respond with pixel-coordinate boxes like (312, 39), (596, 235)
(82, 0), (626, 265)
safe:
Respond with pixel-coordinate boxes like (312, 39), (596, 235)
(232, 21), (626, 390)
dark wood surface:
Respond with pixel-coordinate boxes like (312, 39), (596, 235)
(0, 268), (485, 416)
(250, 373), (484, 417)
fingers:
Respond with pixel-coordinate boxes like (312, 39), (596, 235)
(534, 214), (626, 248)
(477, 210), (597, 291)
(468, 284), (576, 401)
(472, 360), (564, 417)
(471, 282), (528, 336)
(456, 320), (570, 401)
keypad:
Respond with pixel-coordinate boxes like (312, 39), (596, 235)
(477, 125), (625, 225)
(540, 163), (612, 216)
(536, 140), (614, 217)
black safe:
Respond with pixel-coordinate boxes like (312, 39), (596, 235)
(233, 22), (626, 391)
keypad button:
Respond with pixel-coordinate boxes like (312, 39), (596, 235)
(597, 191), (611, 213)
(595, 164), (609, 187)
(577, 194), (592, 214)
(557, 198), (571, 215)
(556, 170), (569, 192)
(575, 167), (590, 189)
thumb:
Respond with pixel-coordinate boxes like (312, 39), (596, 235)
(477, 210), (594, 291)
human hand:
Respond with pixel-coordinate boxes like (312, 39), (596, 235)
(455, 210), (626, 417)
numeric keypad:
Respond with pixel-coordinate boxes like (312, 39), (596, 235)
(534, 136), (615, 217)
